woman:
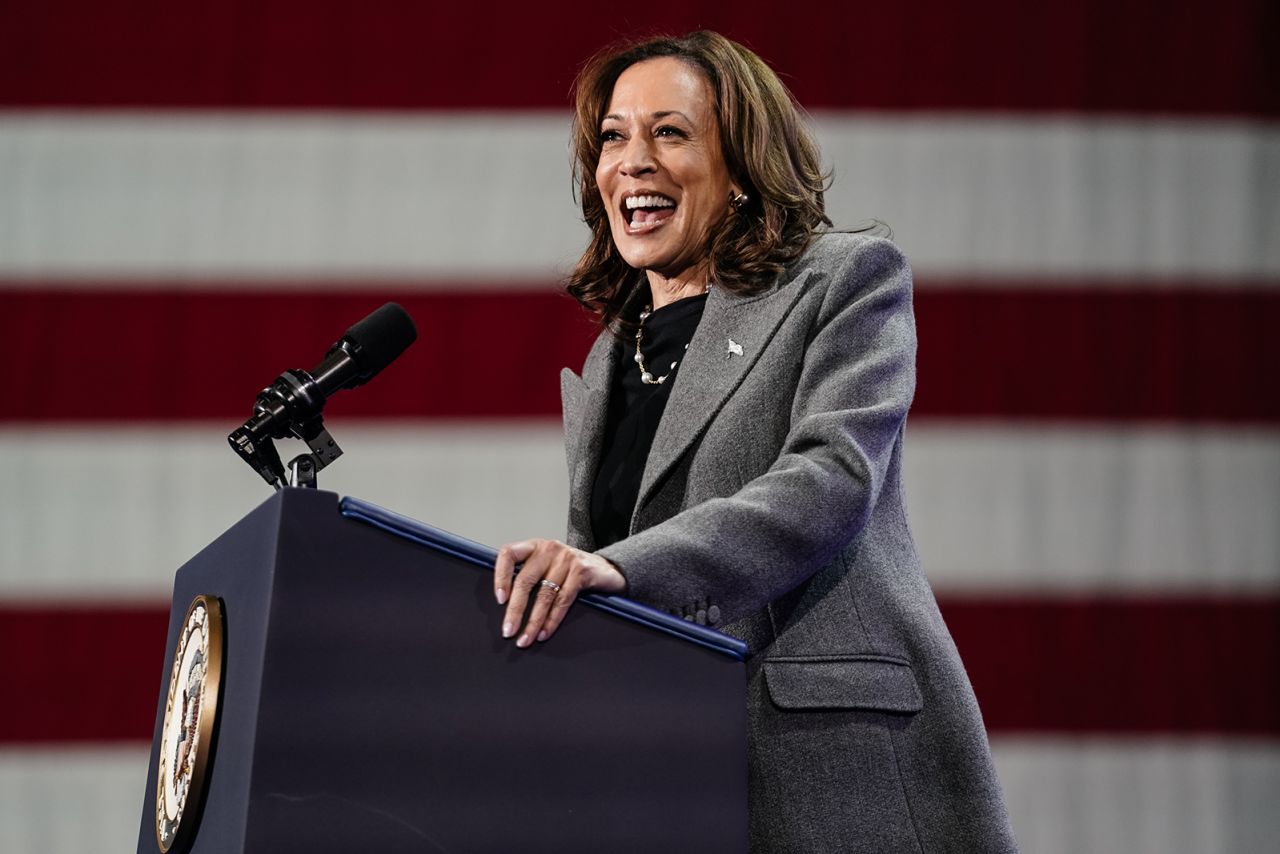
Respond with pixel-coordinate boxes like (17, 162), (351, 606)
(493, 31), (1019, 853)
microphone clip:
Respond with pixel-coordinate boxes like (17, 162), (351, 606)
(227, 368), (344, 490)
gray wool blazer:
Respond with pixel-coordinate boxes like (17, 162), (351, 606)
(560, 233), (1018, 853)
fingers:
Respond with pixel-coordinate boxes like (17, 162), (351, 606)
(517, 545), (584, 646)
(517, 569), (567, 647)
(537, 574), (582, 642)
(533, 553), (625, 641)
(493, 540), (535, 606)
(503, 540), (551, 642)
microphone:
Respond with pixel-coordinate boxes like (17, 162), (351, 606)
(300, 301), (419, 398)
(228, 303), (417, 488)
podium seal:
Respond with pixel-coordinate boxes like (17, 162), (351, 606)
(155, 595), (224, 852)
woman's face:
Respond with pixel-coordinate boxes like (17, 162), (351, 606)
(596, 57), (735, 281)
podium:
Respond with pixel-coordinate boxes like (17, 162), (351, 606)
(136, 488), (748, 853)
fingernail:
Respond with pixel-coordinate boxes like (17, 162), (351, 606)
(496, 588), (508, 605)
(517, 634), (530, 648)
(502, 621), (513, 638)
(537, 630), (548, 642)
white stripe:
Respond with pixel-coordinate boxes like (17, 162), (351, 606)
(904, 423), (1280, 592)
(2, 740), (1276, 854)
(0, 746), (147, 854)
(992, 737), (1280, 854)
(0, 422), (569, 598)
(0, 113), (583, 282)
(814, 113), (1280, 281)
(0, 112), (1275, 283)
(1, 423), (1275, 598)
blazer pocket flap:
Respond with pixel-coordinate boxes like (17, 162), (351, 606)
(763, 657), (923, 714)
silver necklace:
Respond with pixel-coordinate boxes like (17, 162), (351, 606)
(633, 305), (681, 385)
(634, 285), (709, 385)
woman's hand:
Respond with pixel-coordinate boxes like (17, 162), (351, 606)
(494, 539), (626, 647)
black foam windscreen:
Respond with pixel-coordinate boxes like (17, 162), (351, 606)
(341, 302), (417, 376)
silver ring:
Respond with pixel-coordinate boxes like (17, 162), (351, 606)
(539, 578), (562, 593)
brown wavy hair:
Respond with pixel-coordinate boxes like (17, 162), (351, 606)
(567, 31), (832, 337)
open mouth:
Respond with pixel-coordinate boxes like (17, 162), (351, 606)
(623, 193), (677, 231)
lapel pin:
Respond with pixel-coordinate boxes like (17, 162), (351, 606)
(726, 338), (744, 358)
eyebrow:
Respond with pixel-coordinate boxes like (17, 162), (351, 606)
(601, 110), (695, 125)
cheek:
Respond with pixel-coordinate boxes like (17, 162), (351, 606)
(682, 162), (728, 232)
(684, 196), (721, 237)
(595, 178), (617, 220)
(595, 155), (617, 196)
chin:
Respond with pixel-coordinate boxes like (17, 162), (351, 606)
(612, 232), (686, 272)
(612, 238), (668, 272)
(616, 245), (661, 270)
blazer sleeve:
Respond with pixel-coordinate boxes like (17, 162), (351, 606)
(597, 236), (916, 624)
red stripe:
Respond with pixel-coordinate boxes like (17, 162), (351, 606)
(1, 1), (1273, 115)
(0, 288), (599, 422)
(0, 605), (169, 743)
(1, 597), (1275, 743)
(946, 596), (1280, 736)
(913, 284), (1280, 423)
(2, 284), (1277, 423)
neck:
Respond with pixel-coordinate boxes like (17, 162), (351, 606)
(645, 265), (710, 309)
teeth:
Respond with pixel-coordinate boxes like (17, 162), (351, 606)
(625, 194), (676, 210)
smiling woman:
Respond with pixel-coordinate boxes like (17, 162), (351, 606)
(566, 32), (831, 335)
(593, 57), (736, 304)
(492, 31), (1020, 852)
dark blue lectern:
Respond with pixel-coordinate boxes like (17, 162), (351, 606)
(137, 489), (748, 853)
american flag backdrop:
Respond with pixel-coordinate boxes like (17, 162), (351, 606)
(1, 2), (1277, 851)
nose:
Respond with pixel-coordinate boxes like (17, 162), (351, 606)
(619, 134), (657, 177)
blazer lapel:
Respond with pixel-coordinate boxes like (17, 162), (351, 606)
(561, 332), (618, 550)
(631, 269), (814, 530)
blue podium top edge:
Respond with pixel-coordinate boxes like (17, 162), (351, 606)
(339, 496), (748, 662)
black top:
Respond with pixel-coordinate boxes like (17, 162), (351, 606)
(590, 293), (708, 548)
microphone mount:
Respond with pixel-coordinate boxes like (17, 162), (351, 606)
(228, 367), (343, 490)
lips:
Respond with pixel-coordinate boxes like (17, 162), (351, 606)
(622, 192), (677, 231)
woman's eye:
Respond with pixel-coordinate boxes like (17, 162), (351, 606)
(599, 129), (623, 143)
(656, 126), (686, 138)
